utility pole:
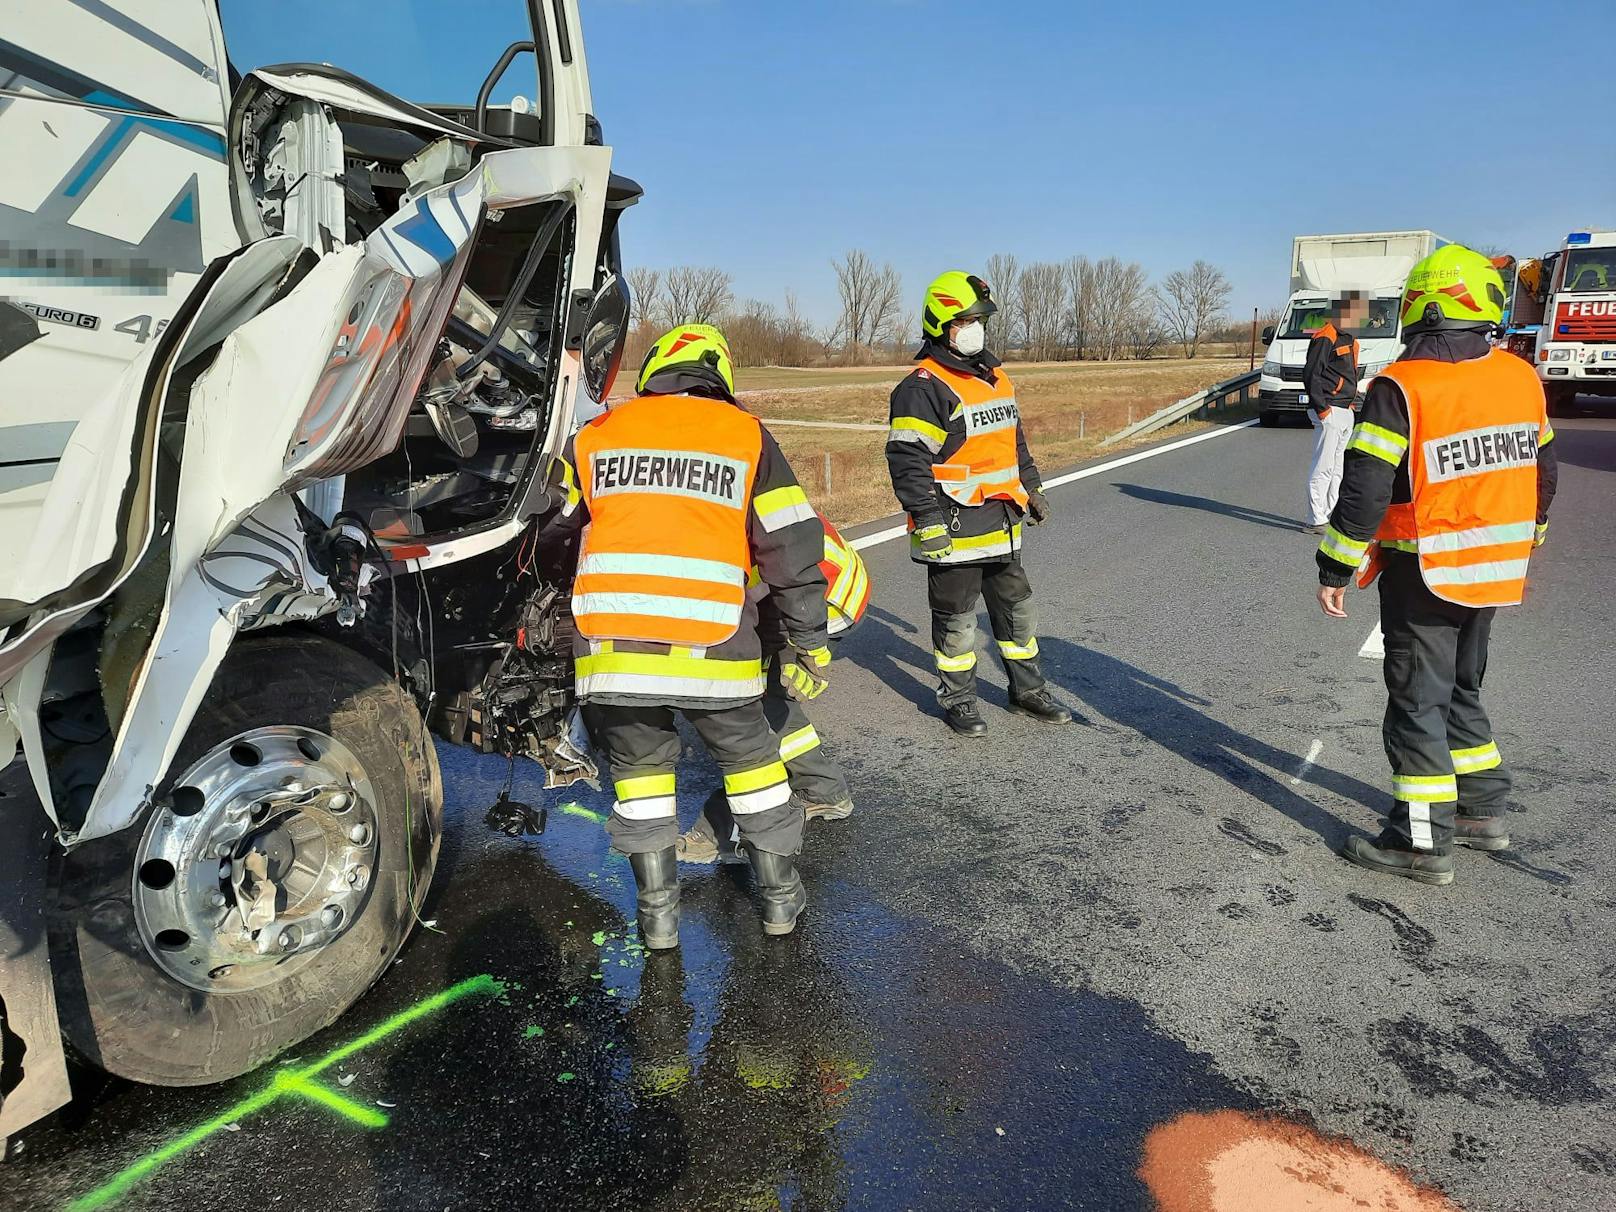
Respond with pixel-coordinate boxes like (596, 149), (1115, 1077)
(1248, 306), (1258, 371)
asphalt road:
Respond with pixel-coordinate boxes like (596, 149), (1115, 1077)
(5, 401), (1614, 1212)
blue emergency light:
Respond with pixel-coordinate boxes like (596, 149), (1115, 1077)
(1567, 232), (1592, 245)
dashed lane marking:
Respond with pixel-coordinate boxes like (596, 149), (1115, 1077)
(1359, 623), (1384, 661)
(1290, 739), (1324, 785)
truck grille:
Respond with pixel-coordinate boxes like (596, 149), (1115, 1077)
(1555, 303), (1616, 341)
(1277, 364), (1306, 383)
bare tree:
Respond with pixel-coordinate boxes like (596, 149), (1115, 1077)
(1063, 255), (1094, 360)
(1157, 260), (1233, 358)
(982, 253), (1021, 352)
(663, 265), (733, 324)
(1017, 262), (1068, 362)
(773, 291), (805, 365)
(1123, 307), (1163, 359)
(1087, 257), (1153, 360)
(722, 298), (781, 367)
(833, 250), (903, 362)
(625, 266), (663, 329)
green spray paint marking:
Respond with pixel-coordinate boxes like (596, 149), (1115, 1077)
(559, 802), (605, 824)
(68, 973), (504, 1212)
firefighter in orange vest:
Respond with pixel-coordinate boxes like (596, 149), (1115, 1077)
(1314, 245), (1559, 885)
(550, 324), (831, 944)
(886, 271), (1071, 736)
(679, 512), (871, 864)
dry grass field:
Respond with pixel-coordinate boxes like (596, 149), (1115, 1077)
(737, 357), (1253, 525)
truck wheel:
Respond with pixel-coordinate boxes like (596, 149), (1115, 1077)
(1545, 386), (1574, 418)
(47, 634), (441, 1085)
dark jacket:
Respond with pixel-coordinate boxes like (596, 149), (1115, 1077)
(1302, 321), (1360, 418)
(885, 341), (1042, 564)
(1316, 330), (1559, 587)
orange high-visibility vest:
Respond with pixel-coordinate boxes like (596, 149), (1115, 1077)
(572, 394), (761, 645)
(819, 515), (870, 636)
(1360, 350), (1548, 608)
(918, 357), (1029, 509)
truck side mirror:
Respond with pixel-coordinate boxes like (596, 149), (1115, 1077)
(580, 272), (630, 403)
(1260, 325), (1275, 345)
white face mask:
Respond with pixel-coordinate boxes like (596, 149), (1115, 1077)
(951, 320), (985, 357)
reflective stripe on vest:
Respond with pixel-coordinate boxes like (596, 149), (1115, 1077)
(573, 395), (760, 645)
(1362, 351), (1547, 608)
(575, 647), (766, 701)
(819, 515), (870, 636)
(918, 358), (1029, 509)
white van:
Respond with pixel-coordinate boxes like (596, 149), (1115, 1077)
(1257, 231), (1447, 425)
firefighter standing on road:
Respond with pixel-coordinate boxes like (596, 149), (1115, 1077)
(1302, 292), (1366, 533)
(886, 271), (1071, 736)
(551, 324), (831, 944)
(1314, 246), (1558, 885)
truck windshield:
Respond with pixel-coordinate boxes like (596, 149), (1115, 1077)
(1279, 297), (1401, 340)
(1559, 249), (1615, 293)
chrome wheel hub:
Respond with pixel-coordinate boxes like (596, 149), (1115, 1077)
(132, 726), (378, 993)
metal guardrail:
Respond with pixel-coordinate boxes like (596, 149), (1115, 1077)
(1099, 369), (1261, 447)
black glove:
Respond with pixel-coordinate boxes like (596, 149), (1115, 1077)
(1027, 490), (1052, 526)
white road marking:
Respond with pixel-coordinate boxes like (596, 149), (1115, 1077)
(1290, 739), (1323, 785)
(850, 418), (1260, 551)
(1359, 622), (1385, 660)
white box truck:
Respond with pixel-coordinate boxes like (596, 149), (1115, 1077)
(1256, 231), (1447, 426)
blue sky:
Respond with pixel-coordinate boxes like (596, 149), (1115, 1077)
(221, 0), (1615, 328)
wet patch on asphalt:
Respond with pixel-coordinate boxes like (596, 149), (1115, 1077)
(6, 746), (1279, 1212)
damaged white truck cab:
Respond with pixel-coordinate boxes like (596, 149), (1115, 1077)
(0, 0), (636, 1137)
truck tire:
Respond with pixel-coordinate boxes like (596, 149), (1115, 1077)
(1545, 386), (1574, 418)
(47, 634), (442, 1086)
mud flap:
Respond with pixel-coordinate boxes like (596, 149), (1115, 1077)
(0, 765), (70, 1142)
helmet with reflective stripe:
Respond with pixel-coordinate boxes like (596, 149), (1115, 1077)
(636, 323), (736, 397)
(1399, 244), (1506, 336)
(921, 270), (998, 339)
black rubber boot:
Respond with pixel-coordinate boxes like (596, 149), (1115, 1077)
(1454, 814), (1510, 851)
(628, 848), (681, 949)
(1342, 836), (1454, 886)
(1009, 686), (1072, 725)
(742, 844), (807, 936)
(944, 700), (988, 737)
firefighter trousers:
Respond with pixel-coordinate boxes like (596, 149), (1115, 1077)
(693, 653), (851, 846)
(584, 699), (805, 857)
(928, 559), (1046, 708)
(1377, 552), (1512, 855)
(762, 654), (852, 808)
